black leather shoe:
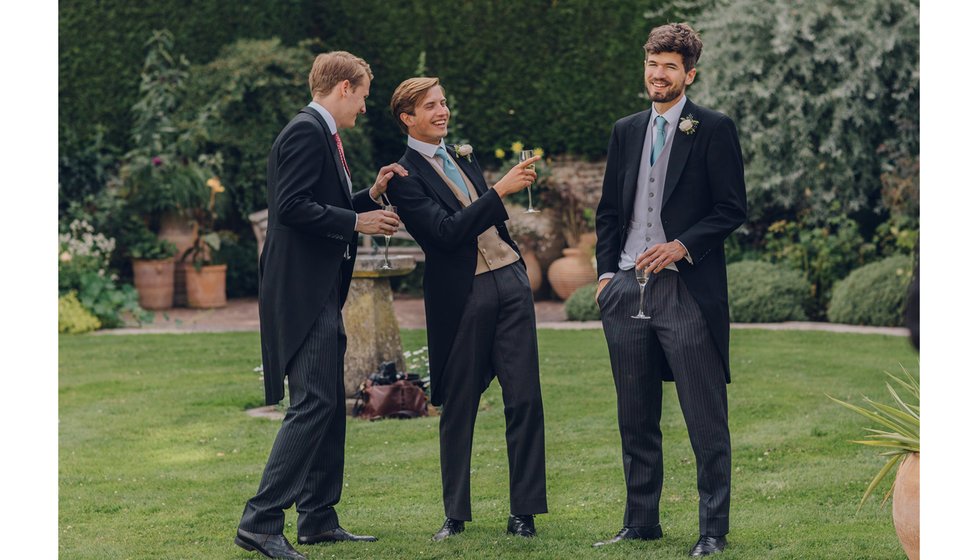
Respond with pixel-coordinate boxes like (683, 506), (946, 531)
(506, 514), (536, 537)
(297, 526), (377, 545)
(689, 535), (727, 556)
(592, 525), (664, 547)
(432, 518), (465, 541)
(235, 529), (307, 559)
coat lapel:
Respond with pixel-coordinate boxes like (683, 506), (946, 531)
(405, 148), (463, 210)
(300, 107), (353, 205)
(450, 147), (488, 196)
(663, 99), (697, 204)
(621, 109), (650, 217)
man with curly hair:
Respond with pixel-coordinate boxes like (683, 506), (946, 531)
(593, 23), (747, 557)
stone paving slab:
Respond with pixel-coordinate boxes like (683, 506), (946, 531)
(96, 296), (908, 337)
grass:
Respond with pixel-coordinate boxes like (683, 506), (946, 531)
(59, 328), (917, 559)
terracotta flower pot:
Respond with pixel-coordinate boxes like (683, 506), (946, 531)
(547, 247), (596, 300)
(184, 263), (227, 309)
(158, 211), (198, 307)
(522, 248), (543, 294)
(893, 452), (919, 560)
(132, 258), (175, 310)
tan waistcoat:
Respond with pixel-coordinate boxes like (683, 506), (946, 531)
(429, 160), (520, 275)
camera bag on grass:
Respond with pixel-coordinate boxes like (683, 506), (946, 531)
(352, 362), (429, 420)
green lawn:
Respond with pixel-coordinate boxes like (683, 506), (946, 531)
(59, 328), (917, 559)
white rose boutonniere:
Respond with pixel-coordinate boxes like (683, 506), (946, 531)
(678, 114), (699, 135)
(454, 144), (473, 162)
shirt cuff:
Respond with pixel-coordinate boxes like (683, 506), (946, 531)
(599, 272), (616, 281)
(675, 239), (693, 264)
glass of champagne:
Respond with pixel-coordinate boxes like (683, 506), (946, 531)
(518, 149), (540, 213)
(380, 204), (398, 270)
(631, 255), (651, 320)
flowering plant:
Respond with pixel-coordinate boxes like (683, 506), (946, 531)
(58, 219), (151, 328)
(182, 176), (226, 269)
(679, 114), (699, 135)
(453, 144), (473, 162)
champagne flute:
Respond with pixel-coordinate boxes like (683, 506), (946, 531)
(631, 254), (651, 319)
(380, 203), (398, 270)
(518, 149), (540, 214)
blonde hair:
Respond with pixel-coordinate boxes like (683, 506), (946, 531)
(308, 51), (373, 98)
(390, 77), (442, 135)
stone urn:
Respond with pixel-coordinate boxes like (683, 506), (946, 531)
(547, 247), (596, 300)
(893, 453), (919, 560)
(183, 263), (227, 309)
(132, 258), (175, 310)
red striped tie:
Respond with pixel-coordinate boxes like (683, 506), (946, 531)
(333, 132), (350, 178)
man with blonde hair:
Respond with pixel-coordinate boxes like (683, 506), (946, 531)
(235, 51), (406, 559)
(386, 77), (547, 542)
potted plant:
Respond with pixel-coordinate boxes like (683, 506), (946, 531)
(546, 190), (597, 300)
(128, 229), (178, 310)
(181, 176), (228, 308)
(829, 367), (919, 559)
(118, 30), (220, 306)
(504, 203), (558, 294)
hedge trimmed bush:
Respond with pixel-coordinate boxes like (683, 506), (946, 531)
(727, 261), (808, 323)
(827, 254), (914, 327)
(565, 282), (600, 322)
(59, 292), (102, 334)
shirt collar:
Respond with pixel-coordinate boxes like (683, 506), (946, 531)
(651, 94), (688, 126)
(307, 101), (338, 135)
(407, 135), (446, 159)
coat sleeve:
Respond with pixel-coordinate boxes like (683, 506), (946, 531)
(275, 119), (357, 242)
(387, 174), (509, 253)
(595, 123), (624, 276)
(674, 116), (747, 264)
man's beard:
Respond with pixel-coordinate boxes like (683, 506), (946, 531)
(647, 80), (684, 103)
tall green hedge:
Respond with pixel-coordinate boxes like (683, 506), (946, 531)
(60, 0), (698, 164)
(59, 0), (313, 151)
(320, 0), (682, 164)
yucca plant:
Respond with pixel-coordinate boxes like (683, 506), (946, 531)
(828, 365), (919, 510)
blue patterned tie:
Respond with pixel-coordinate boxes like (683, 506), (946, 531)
(435, 145), (470, 200)
(650, 115), (667, 166)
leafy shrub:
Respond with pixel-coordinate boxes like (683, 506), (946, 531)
(120, 30), (215, 218)
(127, 228), (178, 261)
(727, 261), (808, 323)
(181, 38), (320, 226)
(763, 213), (876, 319)
(59, 292), (101, 334)
(565, 282), (600, 322)
(214, 233), (259, 298)
(827, 254), (914, 327)
(59, 219), (152, 328)
(697, 0), (919, 226)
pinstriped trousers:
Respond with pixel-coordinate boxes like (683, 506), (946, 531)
(239, 298), (347, 537)
(598, 268), (730, 536)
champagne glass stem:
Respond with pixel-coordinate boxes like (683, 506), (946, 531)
(382, 235), (391, 269)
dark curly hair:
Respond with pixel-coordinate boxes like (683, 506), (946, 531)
(644, 23), (703, 72)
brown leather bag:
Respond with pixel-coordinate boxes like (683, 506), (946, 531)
(355, 379), (428, 420)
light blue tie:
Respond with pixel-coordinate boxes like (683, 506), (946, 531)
(435, 146), (470, 200)
(650, 115), (666, 166)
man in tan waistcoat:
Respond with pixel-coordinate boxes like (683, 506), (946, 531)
(385, 77), (547, 542)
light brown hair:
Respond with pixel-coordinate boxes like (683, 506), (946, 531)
(644, 23), (703, 72)
(390, 77), (442, 135)
(308, 51), (373, 98)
